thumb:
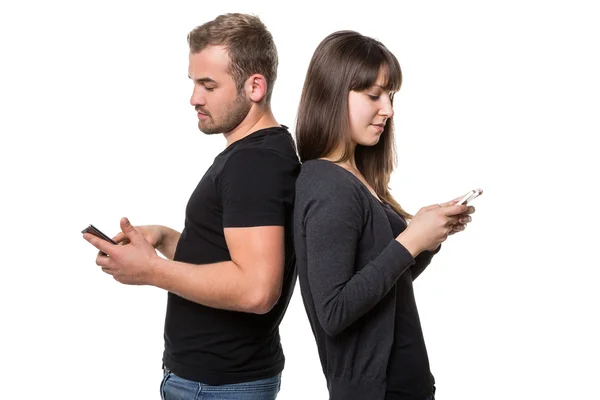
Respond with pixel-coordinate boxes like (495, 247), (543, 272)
(440, 196), (462, 207)
(120, 217), (141, 241)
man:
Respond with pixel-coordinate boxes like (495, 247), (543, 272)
(83, 13), (300, 399)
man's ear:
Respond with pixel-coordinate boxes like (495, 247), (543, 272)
(244, 73), (267, 103)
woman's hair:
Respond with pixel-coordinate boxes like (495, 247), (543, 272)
(296, 30), (411, 219)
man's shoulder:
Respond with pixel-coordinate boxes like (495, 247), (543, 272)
(232, 126), (298, 160)
(223, 127), (299, 170)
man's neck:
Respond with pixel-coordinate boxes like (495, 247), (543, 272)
(223, 108), (279, 147)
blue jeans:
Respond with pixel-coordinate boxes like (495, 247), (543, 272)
(426, 385), (436, 400)
(160, 368), (281, 400)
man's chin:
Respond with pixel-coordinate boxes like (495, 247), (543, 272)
(197, 122), (222, 135)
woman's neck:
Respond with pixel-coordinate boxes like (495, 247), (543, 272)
(322, 144), (358, 170)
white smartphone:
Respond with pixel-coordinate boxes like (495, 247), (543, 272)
(456, 188), (483, 205)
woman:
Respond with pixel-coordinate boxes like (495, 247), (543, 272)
(293, 31), (476, 400)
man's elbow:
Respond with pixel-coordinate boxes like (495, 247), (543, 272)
(246, 285), (282, 315)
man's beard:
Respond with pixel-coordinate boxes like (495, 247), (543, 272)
(197, 92), (252, 135)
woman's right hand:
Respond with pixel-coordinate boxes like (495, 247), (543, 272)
(112, 225), (164, 249)
(396, 203), (468, 257)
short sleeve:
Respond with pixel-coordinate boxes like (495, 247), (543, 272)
(219, 149), (297, 228)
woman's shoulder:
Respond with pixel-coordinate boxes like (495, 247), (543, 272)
(298, 159), (358, 187)
(296, 160), (367, 203)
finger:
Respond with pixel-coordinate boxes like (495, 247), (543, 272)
(446, 216), (460, 225)
(455, 206), (475, 218)
(442, 204), (469, 216)
(95, 252), (113, 269)
(120, 217), (143, 243)
(459, 215), (472, 224)
(463, 206), (475, 215)
(113, 232), (129, 244)
(455, 223), (466, 231)
(97, 250), (107, 259)
(450, 223), (466, 234)
(440, 196), (464, 207)
(84, 233), (114, 256)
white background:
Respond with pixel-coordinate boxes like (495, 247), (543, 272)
(1, 0), (599, 399)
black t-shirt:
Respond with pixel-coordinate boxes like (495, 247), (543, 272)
(382, 203), (435, 400)
(162, 126), (300, 385)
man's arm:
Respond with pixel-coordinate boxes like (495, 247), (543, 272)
(86, 148), (297, 314)
(150, 225), (284, 314)
(85, 219), (284, 314)
(155, 226), (181, 260)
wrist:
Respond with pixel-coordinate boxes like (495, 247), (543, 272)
(396, 230), (422, 258)
(425, 243), (441, 253)
(155, 225), (167, 249)
(147, 255), (166, 287)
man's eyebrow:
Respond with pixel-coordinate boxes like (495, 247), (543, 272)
(188, 76), (217, 84)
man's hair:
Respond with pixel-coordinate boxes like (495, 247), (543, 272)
(188, 13), (278, 104)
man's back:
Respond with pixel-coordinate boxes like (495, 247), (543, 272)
(163, 126), (300, 385)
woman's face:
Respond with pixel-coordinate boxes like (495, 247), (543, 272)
(347, 69), (395, 147)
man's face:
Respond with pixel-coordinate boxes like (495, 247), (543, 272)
(188, 45), (251, 135)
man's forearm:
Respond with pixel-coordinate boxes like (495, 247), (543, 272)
(148, 257), (278, 314)
(157, 227), (181, 260)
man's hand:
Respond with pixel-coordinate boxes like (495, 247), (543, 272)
(113, 224), (180, 260)
(83, 217), (160, 285)
(113, 225), (163, 248)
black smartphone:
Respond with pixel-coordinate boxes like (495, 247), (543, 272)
(81, 224), (117, 245)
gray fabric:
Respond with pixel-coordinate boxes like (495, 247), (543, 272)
(294, 159), (416, 400)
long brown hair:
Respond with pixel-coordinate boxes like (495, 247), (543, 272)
(296, 30), (411, 219)
(187, 13), (278, 104)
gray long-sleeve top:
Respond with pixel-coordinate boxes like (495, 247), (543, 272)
(294, 159), (435, 400)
